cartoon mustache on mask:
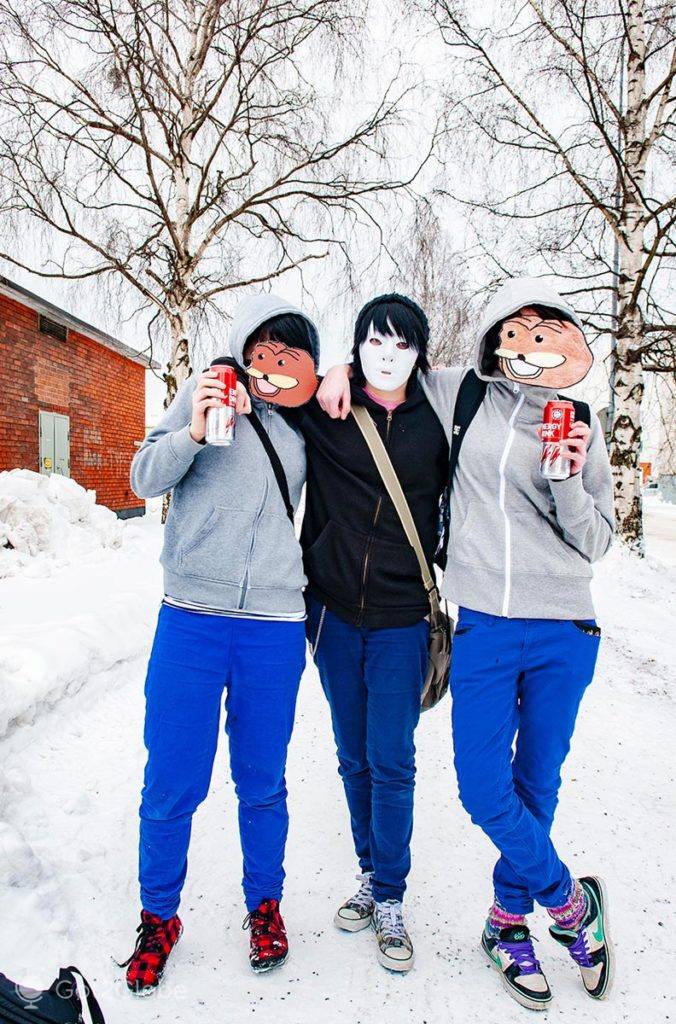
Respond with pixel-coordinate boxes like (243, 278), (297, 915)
(494, 347), (566, 379)
(247, 366), (300, 389)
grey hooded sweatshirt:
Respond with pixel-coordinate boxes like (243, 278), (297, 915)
(421, 278), (614, 620)
(130, 294), (319, 617)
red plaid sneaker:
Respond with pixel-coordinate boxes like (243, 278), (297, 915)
(119, 910), (183, 995)
(243, 899), (289, 973)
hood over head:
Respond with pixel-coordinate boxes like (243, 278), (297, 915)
(474, 278), (589, 390)
(227, 293), (320, 369)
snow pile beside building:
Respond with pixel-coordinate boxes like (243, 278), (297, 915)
(0, 510), (162, 738)
(0, 469), (124, 579)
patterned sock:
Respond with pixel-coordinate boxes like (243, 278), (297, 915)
(487, 901), (527, 937)
(547, 880), (589, 931)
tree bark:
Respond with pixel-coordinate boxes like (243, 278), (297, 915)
(162, 305), (193, 522)
(609, 0), (648, 552)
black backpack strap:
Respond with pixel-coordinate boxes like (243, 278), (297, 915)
(434, 369), (488, 570)
(247, 408), (295, 524)
(56, 967), (106, 1024)
(558, 394), (591, 426)
(449, 369), (488, 486)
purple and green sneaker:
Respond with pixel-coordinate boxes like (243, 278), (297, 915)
(481, 922), (552, 1011)
(549, 876), (613, 1000)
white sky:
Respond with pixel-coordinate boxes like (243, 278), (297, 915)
(2, 0), (672, 462)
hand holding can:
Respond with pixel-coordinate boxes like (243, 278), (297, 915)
(205, 365), (237, 446)
(189, 370), (227, 443)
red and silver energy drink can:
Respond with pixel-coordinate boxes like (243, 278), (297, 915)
(540, 400), (575, 480)
(205, 365), (237, 446)
(536, 399), (577, 479)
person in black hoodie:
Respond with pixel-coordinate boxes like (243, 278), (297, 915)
(279, 294), (449, 972)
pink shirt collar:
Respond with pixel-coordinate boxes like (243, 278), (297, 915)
(363, 386), (403, 412)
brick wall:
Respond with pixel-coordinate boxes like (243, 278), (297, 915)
(0, 292), (146, 512)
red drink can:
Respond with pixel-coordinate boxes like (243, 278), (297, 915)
(205, 365), (237, 446)
(540, 400), (575, 480)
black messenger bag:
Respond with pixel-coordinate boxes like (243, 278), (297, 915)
(0, 966), (105, 1023)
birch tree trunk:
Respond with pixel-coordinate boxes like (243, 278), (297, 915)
(426, 0), (675, 552)
(609, 0), (648, 553)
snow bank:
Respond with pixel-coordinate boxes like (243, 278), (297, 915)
(0, 497), (162, 739)
(0, 592), (158, 737)
(0, 470), (124, 579)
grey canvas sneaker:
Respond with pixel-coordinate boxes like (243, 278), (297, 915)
(334, 873), (375, 932)
(372, 899), (414, 972)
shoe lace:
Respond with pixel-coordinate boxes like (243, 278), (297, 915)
(568, 928), (594, 969)
(375, 900), (407, 942)
(498, 934), (541, 976)
(243, 902), (283, 942)
(349, 873), (374, 911)
(117, 920), (163, 968)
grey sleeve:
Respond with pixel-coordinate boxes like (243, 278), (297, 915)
(130, 377), (205, 498)
(418, 366), (469, 440)
(548, 414), (615, 563)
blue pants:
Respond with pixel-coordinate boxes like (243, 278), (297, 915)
(450, 608), (600, 914)
(139, 603), (306, 916)
(307, 598), (428, 903)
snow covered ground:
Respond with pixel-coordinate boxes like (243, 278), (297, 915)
(0, 492), (674, 1024)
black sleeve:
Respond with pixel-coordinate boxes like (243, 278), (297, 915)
(278, 391), (328, 432)
(278, 404), (306, 429)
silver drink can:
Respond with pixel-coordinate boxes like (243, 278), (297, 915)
(205, 366), (236, 446)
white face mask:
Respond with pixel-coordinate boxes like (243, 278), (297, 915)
(359, 323), (418, 392)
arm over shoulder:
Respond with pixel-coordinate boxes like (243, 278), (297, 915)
(418, 366), (469, 438)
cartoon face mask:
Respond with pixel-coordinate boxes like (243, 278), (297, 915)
(494, 306), (592, 390)
(245, 339), (318, 407)
(359, 323), (418, 392)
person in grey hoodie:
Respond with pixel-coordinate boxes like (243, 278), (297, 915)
(318, 278), (614, 1010)
(422, 279), (614, 1011)
(121, 294), (318, 992)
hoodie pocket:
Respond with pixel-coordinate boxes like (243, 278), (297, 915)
(247, 511), (306, 591)
(367, 535), (426, 605)
(304, 520), (369, 607)
(451, 507), (504, 571)
(512, 511), (590, 577)
(178, 506), (252, 585)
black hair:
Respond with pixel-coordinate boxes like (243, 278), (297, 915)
(351, 293), (430, 385)
(244, 313), (318, 366)
(481, 303), (577, 376)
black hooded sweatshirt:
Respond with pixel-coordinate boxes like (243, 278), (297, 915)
(284, 379), (449, 628)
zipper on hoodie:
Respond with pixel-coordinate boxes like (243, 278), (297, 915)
(239, 479), (269, 608)
(357, 410), (393, 625)
(239, 406), (275, 609)
(498, 385), (524, 618)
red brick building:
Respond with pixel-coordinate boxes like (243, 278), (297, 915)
(0, 276), (158, 517)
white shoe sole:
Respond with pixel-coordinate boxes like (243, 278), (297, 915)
(584, 875), (614, 1001)
(251, 953), (289, 974)
(334, 910), (373, 932)
(375, 944), (414, 973)
(482, 946), (552, 1012)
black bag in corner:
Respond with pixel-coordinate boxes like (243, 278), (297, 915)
(0, 967), (105, 1023)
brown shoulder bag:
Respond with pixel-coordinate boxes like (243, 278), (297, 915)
(351, 404), (452, 711)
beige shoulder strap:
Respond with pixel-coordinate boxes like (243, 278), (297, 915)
(351, 404), (441, 619)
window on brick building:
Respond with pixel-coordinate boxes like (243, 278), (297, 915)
(39, 314), (68, 342)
